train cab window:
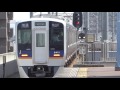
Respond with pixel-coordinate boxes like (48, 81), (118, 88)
(49, 21), (64, 50)
(17, 29), (32, 50)
(51, 29), (63, 44)
(17, 21), (32, 51)
(36, 33), (45, 47)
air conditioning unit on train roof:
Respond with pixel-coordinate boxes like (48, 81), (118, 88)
(34, 14), (59, 19)
(32, 14), (64, 20)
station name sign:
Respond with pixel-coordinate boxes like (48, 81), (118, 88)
(35, 22), (46, 26)
(49, 21), (63, 28)
(17, 21), (31, 29)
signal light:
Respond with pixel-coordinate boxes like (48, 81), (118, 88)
(76, 21), (80, 25)
(78, 33), (85, 39)
(73, 12), (82, 29)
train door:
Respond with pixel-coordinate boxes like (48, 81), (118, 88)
(33, 30), (48, 63)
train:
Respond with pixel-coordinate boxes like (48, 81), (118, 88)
(15, 18), (81, 78)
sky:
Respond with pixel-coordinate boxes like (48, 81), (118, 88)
(13, 12), (74, 21)
(13, 12), (30, 21)
(10, 12), (30, 35)
(11, 12), (73, 27)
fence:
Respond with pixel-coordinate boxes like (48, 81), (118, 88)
(0, 52), (17, 78)
(78, 42), (117, 66)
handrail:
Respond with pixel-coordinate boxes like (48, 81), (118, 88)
(0, 52), (17, 78)
(0, 52), (15, 56)
(0, 52), (16, 64)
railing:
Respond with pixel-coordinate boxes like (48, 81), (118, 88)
(88, 42), (117, 51)
(0, 52), (16, 64)
(78, 42), (117, 66)
(0, 52), (17, 78)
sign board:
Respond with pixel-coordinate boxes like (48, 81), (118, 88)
(86, 34), (95, 43)
(35, 22), (46, 26)
(17, 21), (31, 30)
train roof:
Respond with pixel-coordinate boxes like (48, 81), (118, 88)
(16, 18), (67, 25)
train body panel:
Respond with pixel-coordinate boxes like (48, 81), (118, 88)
(15, 18), (81, 78)
(32, 23), (49, 64)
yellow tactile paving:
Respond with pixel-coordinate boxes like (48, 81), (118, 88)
(77, 68), (88, 78)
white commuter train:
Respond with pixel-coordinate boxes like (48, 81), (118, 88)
(15, 18), (81, 78)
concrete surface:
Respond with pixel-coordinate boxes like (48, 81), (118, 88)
(0, 52), (18, 78)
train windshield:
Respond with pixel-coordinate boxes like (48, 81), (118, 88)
(17, 21), (32, 51)
(49, 21), (64, 50)
(17, 29), (32, 50)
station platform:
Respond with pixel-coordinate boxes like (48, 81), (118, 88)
(0, 52), (16, 64)
(0, 52), (18, 78)
(53, 67), (120, 78)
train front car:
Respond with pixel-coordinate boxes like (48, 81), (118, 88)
(48, 21), (65, 68)
(16, 21), (32, 78)
(16, 18), (66, 78)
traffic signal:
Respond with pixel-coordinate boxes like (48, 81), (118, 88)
(73, 12), (82, 29)
(78, 33), (85, 39)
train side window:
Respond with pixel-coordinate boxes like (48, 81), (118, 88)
(36, 33), (45, 47)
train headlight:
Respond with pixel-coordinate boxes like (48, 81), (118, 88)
(21, 54), (28, 57)
(54, 54), (60, 56)
(37, 67), (41, 70)
(78, 37), (81, 39)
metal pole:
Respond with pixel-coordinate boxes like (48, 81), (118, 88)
(91, 43), (94, 64)
(101, 12), (108, 61)
(82, 45), (85, 64)
(94, 43), (95, 63)
(48, 12), (50, 14)
(76, 28), (78, 58)
(115, 12), (120, 71)
(107, 12), (109, 59)
(86, 12), (89, 62)
(112, 12), (114, 42)
(30, 12), (33, 18)
(3, 55), (6, 78)
(84, 27), (88, 63)
(76, 27), (80, 65)
(96, 12), (99, 41)
(40, 12), (42, 17)
(86, 43), (88, 64)
(56, 12), (58, 16)
(91, 43), (93, 61)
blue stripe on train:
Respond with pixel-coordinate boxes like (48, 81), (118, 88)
(18, 50), (32, 57)
(49, 50), (64, 57)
